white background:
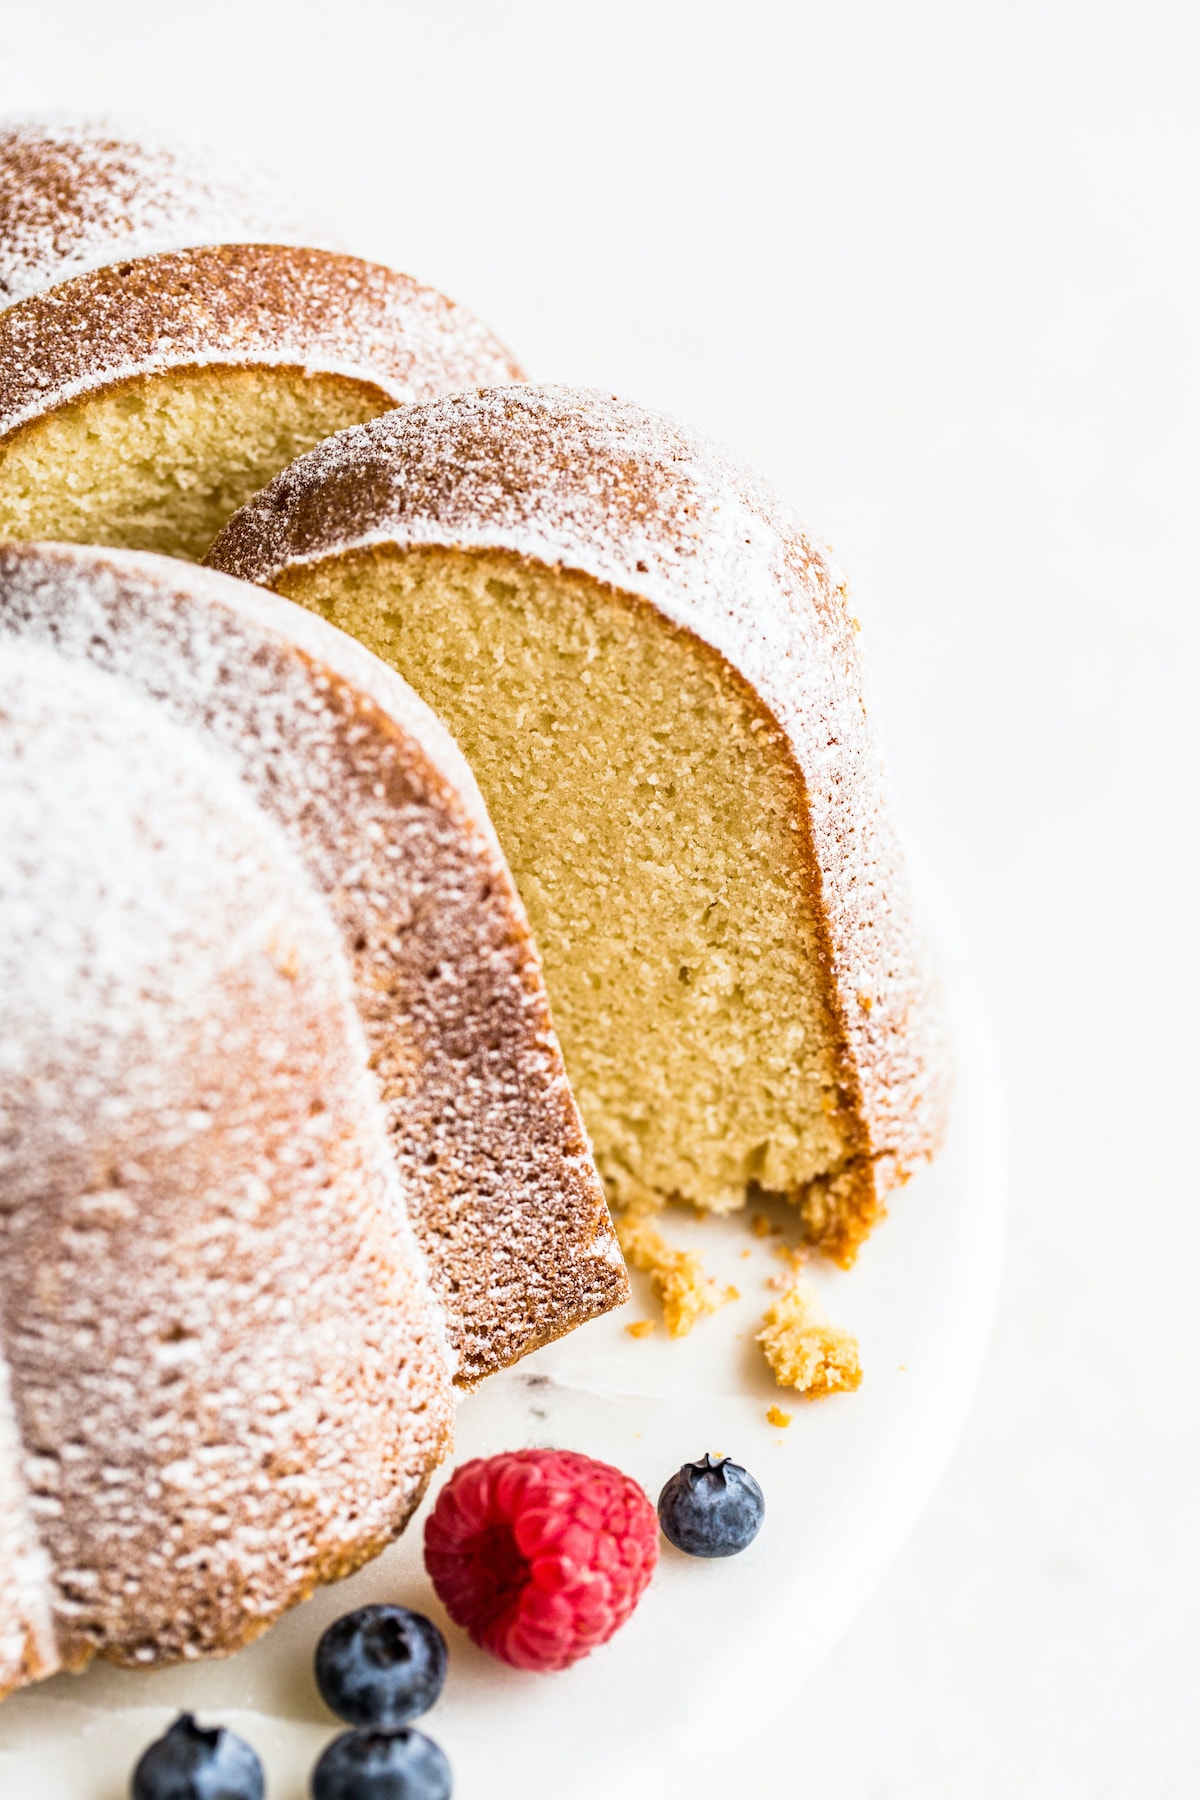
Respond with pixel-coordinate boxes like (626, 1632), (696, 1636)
(3, 3), (1197, 1794)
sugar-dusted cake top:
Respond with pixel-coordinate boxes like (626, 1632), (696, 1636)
(0, 241), (524, 442)
(0, 113), (341, 307)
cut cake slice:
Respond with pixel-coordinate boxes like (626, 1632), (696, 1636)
(209, 384), (949, 1264)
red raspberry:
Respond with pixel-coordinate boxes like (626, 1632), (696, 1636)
(423, 1449), (659, 1672)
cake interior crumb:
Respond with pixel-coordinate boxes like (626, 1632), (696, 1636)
(0, 366), (392, 562)
(614, 1199), (720, 1338)
(758, 1283), (862, 1398)
(281, 544), (860, 1228)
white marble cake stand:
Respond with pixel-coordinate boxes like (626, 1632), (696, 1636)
(0, 891), (1006, 1800)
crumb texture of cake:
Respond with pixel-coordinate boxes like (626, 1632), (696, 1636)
(615, 1201), (720, 1338)
(0, 543), (626, 1387)
(758, 1286), (863, 1398)
(208, 384), (949, 1263)
(0, 244), (523, 561)
(0, 639), (453, 1699)
(0, 113), (342, 308)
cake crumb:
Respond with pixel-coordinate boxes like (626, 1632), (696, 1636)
(750, 1212), (774, 1238)
(774, 1241), (808, 1268)
(723, 1285), (740, 1303)
(766, 1405), (793, 1428)
(625, 1319), (656, 1339)
(615, 1200), (720, 1338)
(757, 1283), (862, 1398)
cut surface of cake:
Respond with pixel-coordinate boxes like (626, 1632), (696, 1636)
(209, 385), (948, 1263)
(0, 542), (626, 1384)
(0, 639), (453, 1697)
(0, 112), (342, 308)
(0, 244), (522, 562)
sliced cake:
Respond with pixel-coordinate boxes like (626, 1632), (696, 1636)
(209, 385), (949, 1263)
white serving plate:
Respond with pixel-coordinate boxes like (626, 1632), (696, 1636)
(0, 889), (1005, 1800)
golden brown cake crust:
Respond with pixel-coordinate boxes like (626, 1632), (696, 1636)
(0, 242), (523, 447)
(209, 386), (949, 1262)
(0, 543), (627, 1384)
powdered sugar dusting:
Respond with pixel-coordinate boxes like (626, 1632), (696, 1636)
(0, 114), (343, 308)
(0, 241), (523, 441)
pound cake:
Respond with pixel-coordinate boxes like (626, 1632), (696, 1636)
(0, 113), (341, 308)
(0, 543), (627, 1383)
(0, 244), (521, 562)
(209, 386), (948, 1262)
(0, 640), (452, 1698)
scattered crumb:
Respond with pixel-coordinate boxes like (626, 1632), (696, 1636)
(897, 1364), (907, 1372)
(757, 1283), (862, 1398)
(740, 1247), (751, 1259)
(774, 1241), (808, 1269)
(723, 1285), (740, 1303)
(615, 1200), (720, 1337)
(625, 1319), (656, 1339)
(766, 1405), (793, 1428)
(750, 1212), (773, 1238)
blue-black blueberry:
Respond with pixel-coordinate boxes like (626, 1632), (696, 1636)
(657, 1452), (765, 1556)
(310, 1727), (452, 1800)
(131, 1712), (264, 1800)
(315, 1604), (448, 1729)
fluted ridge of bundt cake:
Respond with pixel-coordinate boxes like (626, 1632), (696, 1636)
(0, 113), (343, 308)
(0, 640), (453, 1697)
(209, 385), (949, 1261)
(0, 543), (627, 1380)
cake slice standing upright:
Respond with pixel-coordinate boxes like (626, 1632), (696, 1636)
(209, 385), (949, 1263)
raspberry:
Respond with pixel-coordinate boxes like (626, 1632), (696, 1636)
(424, 1449), (659, 1671)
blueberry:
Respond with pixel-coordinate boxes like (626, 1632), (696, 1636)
(131, 1712), (264, 1800)
(314, 1605), (447, 1729)
(657, 1452), (765, 1557)
(311, 1728), (452, 1800)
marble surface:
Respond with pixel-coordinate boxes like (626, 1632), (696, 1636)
(1, 5), (1196, 1793)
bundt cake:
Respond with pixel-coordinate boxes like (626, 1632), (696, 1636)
(0, 113), (341, 308)
(0, 543), (627, 1384)
(0, 244), (521, 562)
(0, 638), (453, 1698)
(209, 385), (949, 1264)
